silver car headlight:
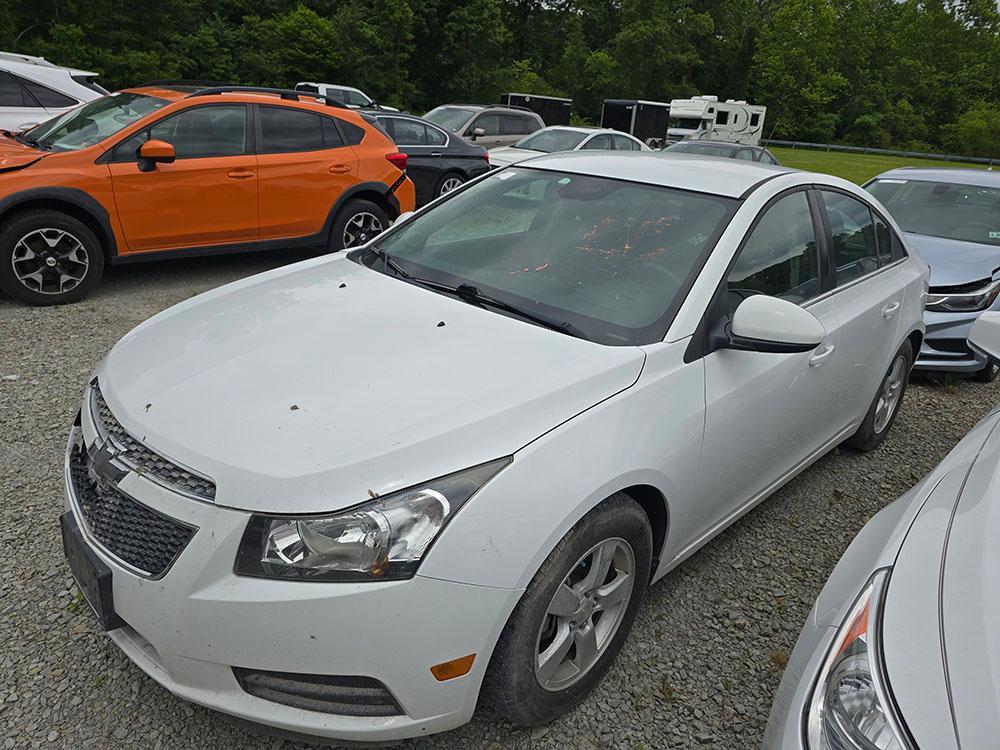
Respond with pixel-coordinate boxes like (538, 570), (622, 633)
(806, 570), (913, 750)
(925, 278), (1000, 312)
(235, 458), (509, 582)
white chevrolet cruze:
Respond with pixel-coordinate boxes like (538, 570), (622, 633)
(62, 153), (926, 742)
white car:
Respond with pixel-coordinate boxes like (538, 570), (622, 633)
(61, 153), (926, 743)
(765, 311), (1000, 750)
(0, 52), (105, 132)
(294, 81), (398, 111)
(487, 126), (648, 167)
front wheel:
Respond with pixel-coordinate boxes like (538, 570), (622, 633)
(973, 361), (999, 383)
(482, 493), (652, 726)
(0, 210), (105, 305)
(843, 340), (913, 451)
(327, 199), (388, 252)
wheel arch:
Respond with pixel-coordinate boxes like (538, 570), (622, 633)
(617, 484), (670, 576)
(905, 327), (923, 361)
(0, 188), (117, 259)
(324, 181), (401, 237)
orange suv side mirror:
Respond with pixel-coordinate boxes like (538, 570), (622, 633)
(138, 139), (176, 172)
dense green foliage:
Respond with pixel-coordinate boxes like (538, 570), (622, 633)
(1, 0), (997, 156)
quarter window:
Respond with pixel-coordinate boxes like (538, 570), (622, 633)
(821, 191), (878, 285)
(0, 72), (33, 107)
(728, 191), (820, 307)
(260, 106), (323, 153)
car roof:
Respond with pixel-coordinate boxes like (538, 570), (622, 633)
(672, 141), (755, 152)
(0, 51), (97, 78)
(515, 151), (793, 198)
(872, 167), (1000, 188)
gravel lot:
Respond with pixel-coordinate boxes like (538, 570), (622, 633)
(2, 251), (997, 750)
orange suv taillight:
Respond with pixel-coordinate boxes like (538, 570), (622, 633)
(385, 153), (407, 171)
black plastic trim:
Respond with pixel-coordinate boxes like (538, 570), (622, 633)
(107, 232), (326, 265)
(232, 668), (403, 717)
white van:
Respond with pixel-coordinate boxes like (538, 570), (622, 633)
(0, 52), (106, 132)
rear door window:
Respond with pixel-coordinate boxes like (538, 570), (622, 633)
(581, 133), (612, 150)
(0, 72), (33, 107)
(260, 106), (324, 153)
(612, 134), (638, 151)
(821, 191), (879, 285)
(18, 77), (77, 108)
(500, 114), (525, 135)
(389, 118), (429, 145)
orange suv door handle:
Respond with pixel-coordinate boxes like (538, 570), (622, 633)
(329, 164), (352, 174)
(227, 168), (255, 180)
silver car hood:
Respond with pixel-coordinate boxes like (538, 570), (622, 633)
(881, 408), (1000, 748)
(906, 232), (1000, 287)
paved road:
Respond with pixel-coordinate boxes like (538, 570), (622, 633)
(2, 250), (996, 749)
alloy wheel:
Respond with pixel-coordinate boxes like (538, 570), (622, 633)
(11, 228), (90, 296)
(440, 176), (464, 194)
(534, 537), (635, 692)
(873, 354), (906, 433)
(342, 212), (384, 248)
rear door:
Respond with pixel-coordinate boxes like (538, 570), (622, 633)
(108, 103), (258, 252)
(255, 104), (359, 240)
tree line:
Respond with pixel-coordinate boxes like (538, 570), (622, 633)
(1, 0), (998, 157)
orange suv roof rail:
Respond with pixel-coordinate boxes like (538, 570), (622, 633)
(187, 85), (350, 110)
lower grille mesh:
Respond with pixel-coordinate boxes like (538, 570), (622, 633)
(69, 444), (195, 576)
(232, 668), (403, 717)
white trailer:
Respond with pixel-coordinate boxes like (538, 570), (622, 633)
(667, 95), (766, 145)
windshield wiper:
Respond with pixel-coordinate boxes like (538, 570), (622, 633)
(366, 245), (412, 278)
(13, 132), (46, 150)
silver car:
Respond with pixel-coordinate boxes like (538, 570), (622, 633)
(866, 168), (1000, 381)
(423, 103), (545, 148)
(765, 310), (1000, 749)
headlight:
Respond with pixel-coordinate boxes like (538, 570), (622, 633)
(806, 570), (912, 749)
(235, 458), (510, 582)
(925, 278), (1000, 312)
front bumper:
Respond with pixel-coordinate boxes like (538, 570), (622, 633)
(63, 409), (521, 742)
(916, 309), (991, 374)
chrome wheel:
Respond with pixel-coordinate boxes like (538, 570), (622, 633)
(440, 175), (464, 195)
(11, 228), (89, 296)
(874, 354), (906, 433)
(342, 212), (383, 248)
(534, 537), (635, 692)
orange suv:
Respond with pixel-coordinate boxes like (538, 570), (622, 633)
(0, 84), (414, 305)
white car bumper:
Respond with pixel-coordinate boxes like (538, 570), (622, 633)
(63, 417), (521, 742)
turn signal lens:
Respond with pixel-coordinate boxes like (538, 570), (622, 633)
(430, 654), (475, 681)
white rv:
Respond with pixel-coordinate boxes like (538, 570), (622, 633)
(667, 95), (766, 145)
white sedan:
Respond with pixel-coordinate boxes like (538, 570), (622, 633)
(765, 311), (1000, 750)
(487, 125), (648, 167)
(61, 153), (926, 742)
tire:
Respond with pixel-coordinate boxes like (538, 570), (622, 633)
(973, 361), (999, 383)
(435, 172), (465, 198)
(482, 493), (652, 726)
(843, 339), (913, 451)
(0, 209), (104, 306)
(327, 199), (388, 252)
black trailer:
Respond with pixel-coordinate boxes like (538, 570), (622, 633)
(601, 99), (671, 147)
(499, 93), (572, 126)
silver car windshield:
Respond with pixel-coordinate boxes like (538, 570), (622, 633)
(24, 92), (168, 151)
(867, 178), (1000, 247)
(362, 168), (735, 345)
(424, 106), (476, 132)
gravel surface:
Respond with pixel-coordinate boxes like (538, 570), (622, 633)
(2, 252), (998, 750)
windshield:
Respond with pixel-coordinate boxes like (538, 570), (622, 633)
(666, 142), (736, 158)
(23, 93), (168, 151)
(424, 106), (475, 132)
(514, 129), (589, 152)
(669, 118), (703, 131)
(867, 178), (1000, 247)
(357, 168), (734, 345)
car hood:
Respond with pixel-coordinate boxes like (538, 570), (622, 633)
(881, 408), (1000, 748)
(905, 232), (1000, 287)
(487, 147), (534, 166)
(0, 135), (46, 172)
(98, 254), (645, 514)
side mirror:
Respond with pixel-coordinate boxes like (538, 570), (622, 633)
(138, 139), (175, 172)
(969, 311), (1000, 362)
(727, 295), (825, 353)
(470, 127), (485, 141)
(395, 210), (414, 223)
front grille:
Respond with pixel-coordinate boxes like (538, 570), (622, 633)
(91, 384), (216, 501)
(69, 444), (196, 577)
(232, 668), (403, 717)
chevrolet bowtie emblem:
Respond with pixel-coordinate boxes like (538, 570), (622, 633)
(87, 437), (128, 487)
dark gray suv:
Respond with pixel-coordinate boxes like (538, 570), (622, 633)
(423, 103), (545, 148)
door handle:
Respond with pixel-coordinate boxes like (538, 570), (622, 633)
(809, 345), (836, 367)
(329, 164), (351, 174)
(430, 152), (442, 157)
(882, 301), (901, 319)
(227, 168), (255, 180)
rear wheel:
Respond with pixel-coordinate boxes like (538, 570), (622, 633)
(435, 172), (465, 198)
(327, 199), (388, 252)
(482, 493), (652, 726)
(843, 340), (913, 451)
(0, 210), (104, 305)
